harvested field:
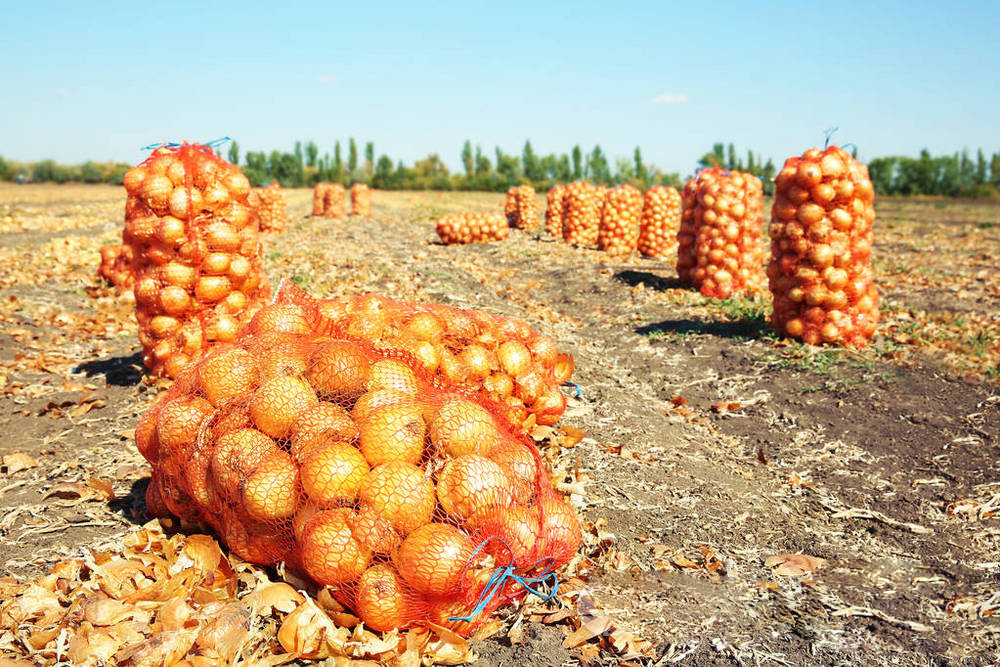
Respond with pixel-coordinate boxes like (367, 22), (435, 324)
(1, 184), (998, 665)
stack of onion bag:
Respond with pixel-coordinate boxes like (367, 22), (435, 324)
(768, 146), (878, 346)
(312, 291), (574, 427)
(122, 143), (271, 378)
(508, 185), (538, 231)
(561, 182), (603, 247)
(435, 213), (510, 245)
(350, 183), (372, 217)
(637, 186), (682, 258)
(677, 168), (766, 298)
(137, 293), (582, 636)
(98, 242), (135, 291)
(256, 183), (288, 233)
(325, 183), (347, 218)
(597, 184), (642, 256)
(545, 184), (566, 237)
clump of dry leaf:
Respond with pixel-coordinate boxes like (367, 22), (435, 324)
(0, 522), (478, 666)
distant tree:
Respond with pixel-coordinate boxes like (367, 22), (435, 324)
(727, 143), (737, 170)
(294, 141), (304, 168)
(868, 157), (897, 195)
(0, 156), (9, 181)
(364, 142), (375, 174)
(32, 160), (56, 182)
(306, 141), (318, 168)
(348, 138), (358, 174)
(992, 152), (1000, 188)
(571, 145), (583, 180)
(522, 140), (543, 182)
(243, 151), (269, 185)
(271, 152), (304, 186)
(698, 143), (726, 169)
(556, 154), (572, 182)
(494, 147), (520, 186)
(80, 161), (103, 183)
(588, 145), (611, 184)
(474, 146), (491, 178)
(975, 149), (987, 186)
(614, 157), (635, 183)
(461, 140), (474, 176)
(373, 155), (394, 189)
(228, 140), (240, 166)
(633, 147), (647, 184)
(333, 142), (344, 182)
(746, 150), (756, 173)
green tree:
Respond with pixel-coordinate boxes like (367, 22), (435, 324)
(727, 143), (738, 170)
(333, 142), (344, 182)
(614, 157), (635, 183)
(494, 147), (520, 186)
(461, 140), (474, 176)
(474, 146), (491, 179)
(698, 143), (726, 169)
(991, 152), (1000, 188)
(228, 140), (240, 166)
(365, 142), (375, 173)
(522, 140), (543, 183)
(373, 155), (394, 189)
(588, 145), (610, 184)
(243, 151), (269, 185)
(348, 138), (358, 174)
(294, 141), (304, 167)
(32, 160), (56, 182)
(80, 161), (103, 183)
(571, 145), (583, 180)
(633, 147), (647, 184)
(975, 149), (987, 185)
(306, 141), (318, 168)
(556, 154), (572, 181)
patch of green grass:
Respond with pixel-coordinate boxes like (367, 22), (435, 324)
(266, 251), (283, 261)
(967, 331), (992, 358)
(705, 296), (776, 340)
(977, 221), (996, 229)
(290, 274), (310, 288)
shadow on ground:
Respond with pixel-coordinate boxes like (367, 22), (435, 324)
(76, 352), (144, 386)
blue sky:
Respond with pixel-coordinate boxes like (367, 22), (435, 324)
(1, 0), (997, 176)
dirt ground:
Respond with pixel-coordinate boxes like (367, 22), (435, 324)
(0, 184), (998, 665)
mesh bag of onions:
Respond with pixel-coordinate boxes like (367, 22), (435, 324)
(350, 183), (372, 218)
(311, 293), (574, 428)
(504, 187), (517, 227)
(637, 185), (682, 259)
(767, 146), (878, 346)
(98, 242), (135, 291)
(122, 142), (271, 379)
(677, 168), (766, 298)
(435, 213), (510, 245)
(561, 182), (603, 247)
(507, 185), (538, 231)
(597, 184), (642, 256)
(137, 288), (582, 636)
(313, 183), (346, 218)
(544, 184), (565, 238)
(312, 183), (330, 216)
(255, 183), (288, 233)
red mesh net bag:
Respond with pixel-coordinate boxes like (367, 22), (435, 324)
(597, 184), (642, 256)
(313, 183), (346, 218)
(677, 168), (766, 298)
(98, 242), (135, 291)
(435, 213), (510, 245)
(122, 142), (271, 379)
(767, 146), (878, 346)
(637, 185), (682, 259)
(137, 286), (582, 636)
(544, 184), (565, 238)
(350, 183), (372, 218)
(311, 293), (574, 428)
(256, 183), (288, 233)
(505, 185), (538, 231)
(561, 182), (602, 247)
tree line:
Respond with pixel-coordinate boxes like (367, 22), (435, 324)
(2, 141), (999, 198)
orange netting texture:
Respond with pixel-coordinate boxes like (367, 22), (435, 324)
(98, 242), (135, 291)
(435, 213), (510, 245)
(312, 293), (574, 428)
(350, 183), (372, 218)
(256, 183), (289, 233)
(677, 168), (766, 298)
(505, 185), (538, 231)
(544, 184), (566, 238)
(561, 182), (603, 247)
(767, 146), (879, 347)
(122, 143), (271, 379)
(597, 184), (643, 256)
(137, 285), (582, 636)
(637, 185), (682, 259)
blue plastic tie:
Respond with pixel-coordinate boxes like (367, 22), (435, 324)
(447, 538), (559, 624)
(823, 127), (839, 149)
(140, 136), (231, 151)
(563, 381), (582, 398)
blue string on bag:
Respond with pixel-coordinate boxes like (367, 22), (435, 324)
(447, 537), (559, 624)
(141, 136), (231, 151)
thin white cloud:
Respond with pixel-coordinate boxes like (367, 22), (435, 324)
(316, 75), (339, 83)
(650, 93), (689, 105)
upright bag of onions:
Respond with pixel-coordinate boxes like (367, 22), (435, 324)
(312, 183), (331, 216)
(767, 146), (878, 346)
(312, 292), (574, 427)
(677, 168), (766, 298)
(137, 287), (582, 637)
(324, 183), (347, 218)
(637, 186), (682, 258)
(350, 183), (372, 217)
(256, 182), (288, 233)
(562, 181), (602, 247)
(597, 184), (642, 256)
(504, 187), (517, 227)
(122, 142), (271, 378)
(545, 184), (565, 237)
(507, 185), (538, 231)
(436, 212), (510, 245)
